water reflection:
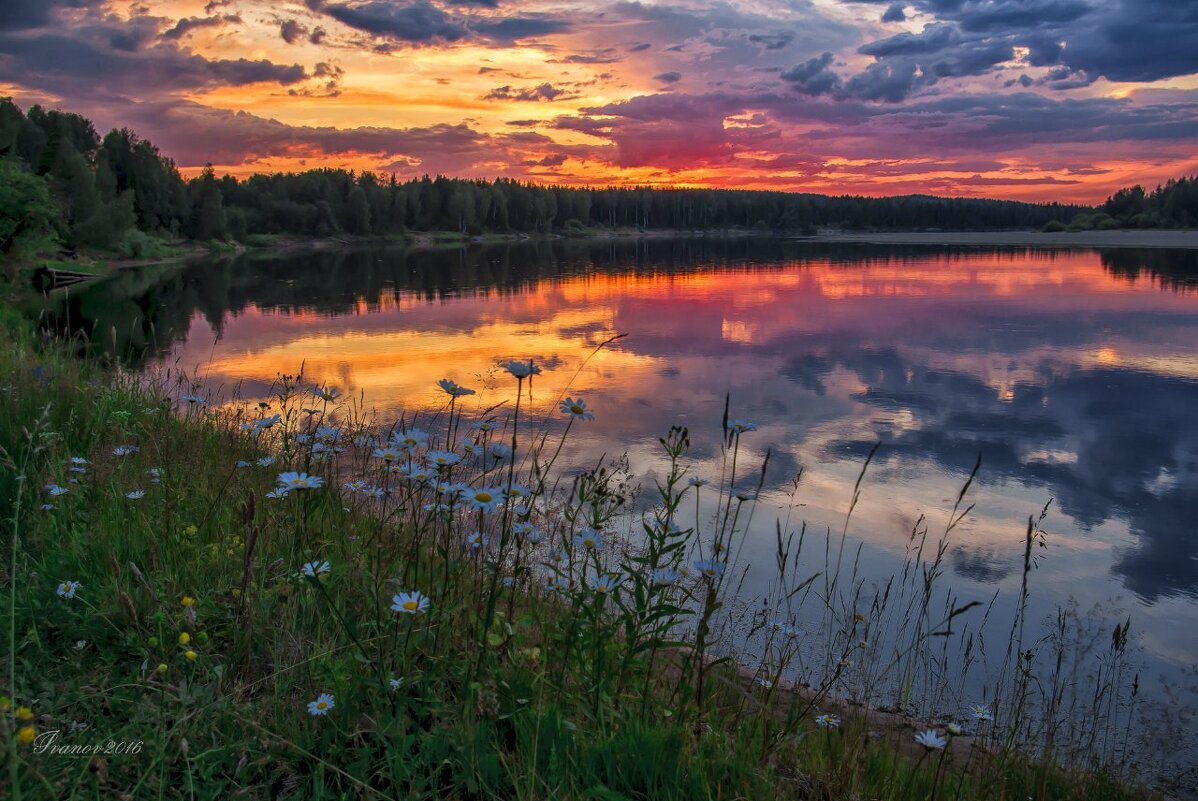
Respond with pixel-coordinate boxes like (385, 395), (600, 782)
(45, 239), (1198, 625)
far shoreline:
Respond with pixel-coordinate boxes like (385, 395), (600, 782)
(793, 229), (1198, 249)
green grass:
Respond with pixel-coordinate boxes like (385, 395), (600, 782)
(0, 329), (1167, 800)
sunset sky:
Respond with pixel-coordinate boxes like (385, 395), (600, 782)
(2, 0), (1197, 202)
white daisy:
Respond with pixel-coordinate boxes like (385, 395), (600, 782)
(307, 692), (335, 716)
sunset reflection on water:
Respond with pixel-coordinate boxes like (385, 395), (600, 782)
(58, 240), (1198, 677)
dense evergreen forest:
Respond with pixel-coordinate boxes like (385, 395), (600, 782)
(10, 97), (1191, 262)
(1099, 177), (1198, 228)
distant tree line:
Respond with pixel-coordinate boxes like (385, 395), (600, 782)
(1099, 176), (1198, 228)
(1, 99), (1094, 258)
(1039, 175), (1198, 233)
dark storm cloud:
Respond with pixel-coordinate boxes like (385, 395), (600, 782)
(484, 83), (572, 101)
(748, 32), (795, 51)
(280, 19), (308, 44)
(833, 0), (1198, 101)
(881, 4), (906, 23)
(162, 15), (240, 40)
(0, 0), (97, 31)
(0, 29), (308, 95)
(780, 52), (841, 96)
(313, 1), (568, 47)
(322, 1), (468, 43)
(654, 71), (682, 84)
(473, 17), (572, 44)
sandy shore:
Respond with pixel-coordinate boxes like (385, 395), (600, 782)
(798, 229), (1198, 249)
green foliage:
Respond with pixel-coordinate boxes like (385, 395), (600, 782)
(0, 158), (57, 264)
(1101, 174), (1198, 228)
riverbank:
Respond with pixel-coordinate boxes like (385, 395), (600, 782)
(1, 322), (1176, 800)
(796, 229), (1198, 249)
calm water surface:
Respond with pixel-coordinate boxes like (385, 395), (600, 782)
(58, 239), (1198, 710)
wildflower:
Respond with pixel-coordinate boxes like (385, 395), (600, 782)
(148, 467), (163, 484)
(426, 450), (462, 469)
(687, 476), (709, 488)
(504, 484), (532, 501)
(373, 445), (404, 463)
(237, 460), (252, 469)
(45, 484), (68, 496)
(728, 419), (757, 434)
(277, 472), (325, 490)
(512, 521), (534, 538)
(178, 632), (191, 646)
(462, 487), (503, 514)
(184, 650), (197, 662)
(15, 706), (33, 722)
(693, 559), (725, 579)
(352, 434), (377, 449)
(308, 692), (335, 715)
(947, 722), (963, 736)
(389, 677), (404, 691)
(391, 591), (430, 615)
(302, 560), (331, 578)
(590, 573), (622, 594)
(70, 456), (89, 466)
(815, 714), (840, 729)
(755, 677), (774, 689)
(399, 465), (435, 484)
(68, 465), (87, 474)
(502, 359), (542, 379)
(489, 442), (512, 461)
(768, 620), (787, 634)
(392, 428), (429, 450)
(559, 397), (594, 421)
(474, 421), (496, 433)
(256, 456), (275, 467)
(461, 442), (481, 456)
(914, 730), (947, 751)
(311, 386), (341, 403)
(437, 378), (476, 397)
(423, 502), (449, 514)
(545, 576), (562, 592)
(17, 726), (36, 746)
(254, 414), (282, 430)
(126, 490), (146, 500)
(157, 663), (168, 674)
(573, 528), (604, 550)
(971, 704), (993, 722)
(74, 640), (87, 650)
(315, 425), (342, 443)
(112, 445), (139, 457)
(651, 567), (681, 585)
(466, 531), (489, 550)
(181, 596), (196, 607)
(264, 488), (289, 499)
(57, 580), (80, 600)
(39, 504), (54, 512)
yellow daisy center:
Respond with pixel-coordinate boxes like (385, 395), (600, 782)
(291, 478), (305, 486)
(475, 492), (492, 503)
(316, 701), (327, 709)
(403, 600), (419, 611)
(571, 405), (583, 413)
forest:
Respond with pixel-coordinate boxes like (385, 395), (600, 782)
(6, 98), (1192, 260)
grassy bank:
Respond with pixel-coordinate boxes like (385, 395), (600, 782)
(0, 327), (1169, 800)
